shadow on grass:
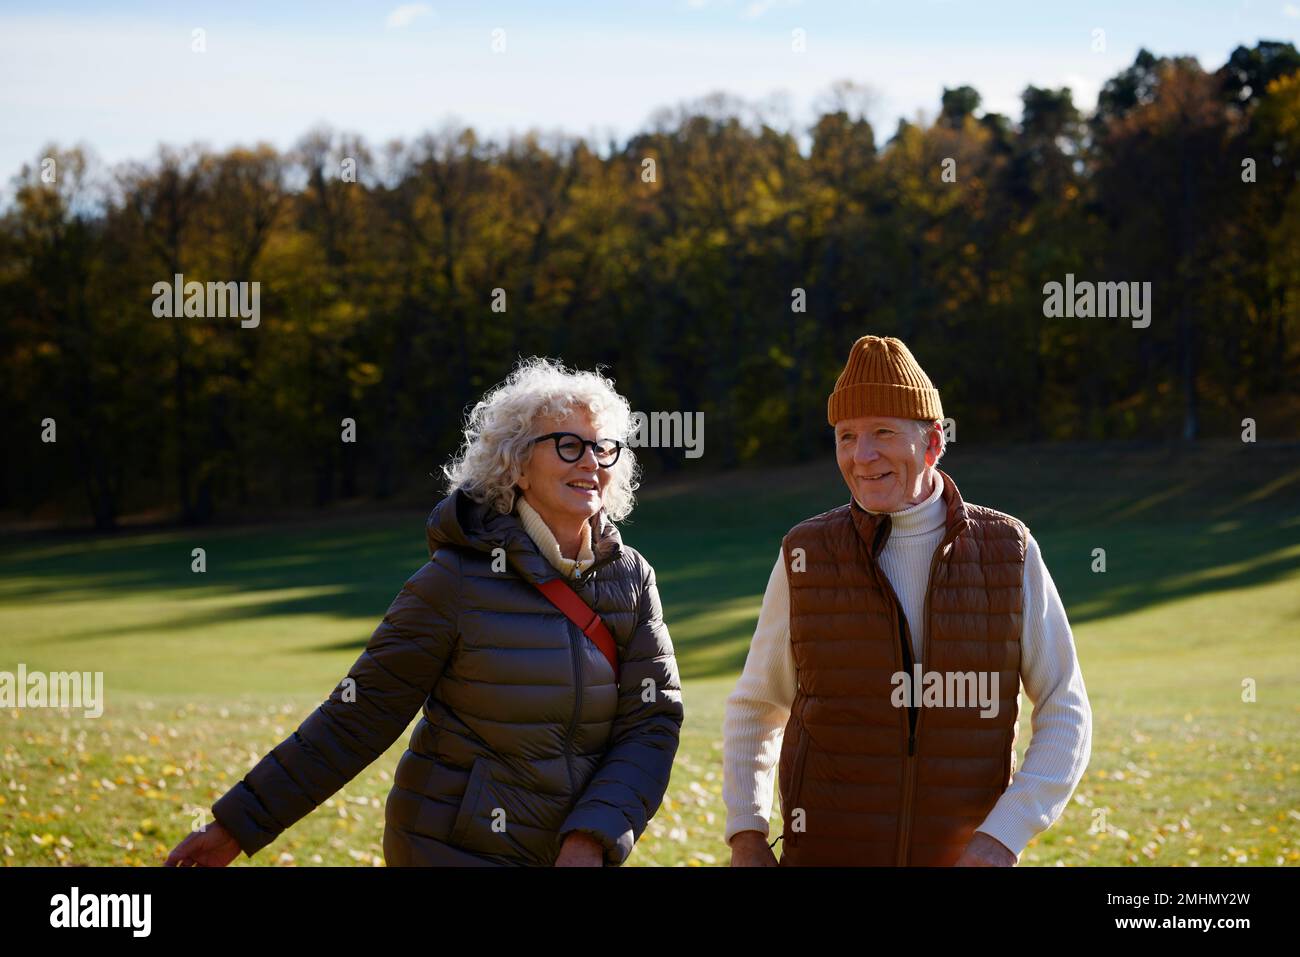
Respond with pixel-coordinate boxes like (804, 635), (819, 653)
(2, 443), (1297, 685)
(1, 520), (429, 643)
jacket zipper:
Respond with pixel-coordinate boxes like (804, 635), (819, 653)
(576, 548), (618, 586)
(563, 618), (582, 793)
(561, 550), (620, 793)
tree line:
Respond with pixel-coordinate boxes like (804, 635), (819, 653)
(2, 43), (1298, 528)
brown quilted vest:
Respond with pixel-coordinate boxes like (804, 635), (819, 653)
(777, 468), (1026, 866)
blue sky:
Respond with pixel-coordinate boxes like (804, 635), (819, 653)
(1, 0), (1297, 191)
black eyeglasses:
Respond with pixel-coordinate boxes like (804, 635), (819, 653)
(533, 432), (623, 467)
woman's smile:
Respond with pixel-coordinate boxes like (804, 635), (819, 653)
(565, 477), (600, 500)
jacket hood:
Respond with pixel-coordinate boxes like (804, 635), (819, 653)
(426, 488), (624, 584)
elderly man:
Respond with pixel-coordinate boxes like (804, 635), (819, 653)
(724, 335), (1092, 866)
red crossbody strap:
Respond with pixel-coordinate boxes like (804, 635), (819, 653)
(534, 578), (620, 685)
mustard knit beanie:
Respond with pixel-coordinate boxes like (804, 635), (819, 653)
(827, 335), (943, 426)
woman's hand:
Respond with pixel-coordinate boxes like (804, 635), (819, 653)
(554, 831), (605, 867)
(163, 819), (243, 867)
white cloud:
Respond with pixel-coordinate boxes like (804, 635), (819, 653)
(1062, 73), (1102, 112)
(743, 0), (801, 19)
(1283, 3), (1300, 18)
(385, 4), (432, 29)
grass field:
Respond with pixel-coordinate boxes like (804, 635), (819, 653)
(2, 441), (1298, 866)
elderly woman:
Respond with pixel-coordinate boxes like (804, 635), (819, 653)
(164, 357), (684, 867)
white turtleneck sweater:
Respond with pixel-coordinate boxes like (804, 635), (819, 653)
(722, 473), (1093, 858)
(515, 495), (596, 579)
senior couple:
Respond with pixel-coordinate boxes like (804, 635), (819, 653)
(165, 336), (1090, 868)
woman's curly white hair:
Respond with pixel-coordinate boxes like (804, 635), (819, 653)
(443, 356), (641, 522)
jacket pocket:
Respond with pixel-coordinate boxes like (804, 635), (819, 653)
(446, 758), (558, 864)
(449, 757), (489, 847)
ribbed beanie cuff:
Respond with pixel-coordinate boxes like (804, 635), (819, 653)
(827, 336), (943, 425)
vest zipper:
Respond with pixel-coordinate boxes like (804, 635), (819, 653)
(869, 553), (917, 867)
(893, 592), (917, 866)
(897, 609), (919, 755)
(883, 535), (950, 866)
(898, 541), (949, 864)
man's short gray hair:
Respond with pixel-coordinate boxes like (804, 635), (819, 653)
(916, 419), (947, 465)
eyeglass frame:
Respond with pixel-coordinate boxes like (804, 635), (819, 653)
(532, 431), (623, 467)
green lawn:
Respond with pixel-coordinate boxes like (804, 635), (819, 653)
(2, 441), (1298, 866)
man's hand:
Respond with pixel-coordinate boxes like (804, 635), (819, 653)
(729, 830), (778, 867)
(954, 831), (1017, 866)
(555, 830), (605, 867)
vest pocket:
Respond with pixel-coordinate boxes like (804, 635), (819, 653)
(784, 732), (810, 846)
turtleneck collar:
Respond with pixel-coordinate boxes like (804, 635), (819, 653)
(853, 469), (946, 537)
(515, 495), (596, 579)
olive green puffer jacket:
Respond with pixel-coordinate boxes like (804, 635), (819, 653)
(211, 489), (684, 865)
